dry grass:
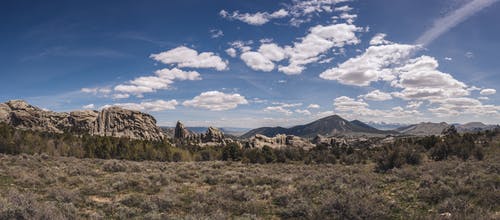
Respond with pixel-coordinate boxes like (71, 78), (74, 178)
(0, 148), (499, 219)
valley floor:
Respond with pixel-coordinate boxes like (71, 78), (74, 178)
(0, 151), (499, 219)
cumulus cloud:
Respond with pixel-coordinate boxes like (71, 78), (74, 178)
(264, 106), (293, 115)
(221, 0), (352, 26)
(360, 90), (392, 101)
(334, 96), (423, 123)
(114, 68), (201, 96)
(480, 88), (496, 95)
(288, 0), (351, 26)
(295, 109), (312, 115)
(391, 56), (469, 100)
(150, 46), (228, 71)
(320, 43), (419, 86)
(102, 100), (178, 112)
(369, 33), (392, 45)
(240, 23), (362, 74)
(264, 102), (304, 115)
(219, 9), (289, 25)
(416, 0), (499, 45)
(240, 51), (275, 72)
(183, 91), (248, 111)
(225, 48), (237, 58)
(210, 29), (224, 38)
(307, 104), (320, 109)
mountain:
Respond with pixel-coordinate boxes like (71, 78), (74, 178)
(0, 100), (164, 141)
(241, 115), (394, 138)
(456, 122), (499, 132)
(240, 126), (289, 139)
(366, 121), (410, 130)
(396, 122), (450, 136)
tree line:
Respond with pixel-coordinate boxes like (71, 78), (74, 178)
(0, 123), (498, 171)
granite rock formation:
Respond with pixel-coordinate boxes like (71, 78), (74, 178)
(0, 100), (164, 141)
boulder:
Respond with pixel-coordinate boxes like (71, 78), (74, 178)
(174, 121), (191, 139)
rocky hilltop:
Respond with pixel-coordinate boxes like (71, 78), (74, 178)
(396, 122), (451, 136)
(173, 121), (230, 146)
(241, 115), (394, 138)
(0, 100), (164, 141)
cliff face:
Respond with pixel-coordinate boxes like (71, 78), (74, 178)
(0, 100), (164, 141)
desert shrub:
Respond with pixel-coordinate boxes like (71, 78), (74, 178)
(242, 148), (266, 164)
(375, 144), (423, 172)
(221, 143), (242, 161)
(102, 160), (127, 172)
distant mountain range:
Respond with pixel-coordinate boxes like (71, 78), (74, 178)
(241, 115), (499, 138)
(241, 115), (395, 138)
(366, 121), (410, 130)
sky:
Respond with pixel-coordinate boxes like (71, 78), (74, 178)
(1, 0), (499, 128)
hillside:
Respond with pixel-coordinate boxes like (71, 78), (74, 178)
(241, 115), (394, 138)
(396, 122), (450, 136)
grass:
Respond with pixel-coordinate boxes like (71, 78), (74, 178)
(0, 147), (499, 219)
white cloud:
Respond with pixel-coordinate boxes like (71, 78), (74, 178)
(339, 12), (357, 24)
(150, 46), (228, 71)
(219, 9), (289, 26)
(369, 33), (392, 45)
(81, 87), (112, 95)
(210, 29), (224, 38)
(264, 106), (293, 115)
(114, 68), (201, 96)
(307, 104), (320, 109)
(225, 48), (237, 58)
(295, 109), (312, 115)
(391, 56), (469, 100)
(279, 23), (362, 74)
(465, 51), (474, 59)
(444, 57), (453, 61)
(416, 0), (499, 45)
(360, 90), (392, 101)
(102, 100), (178, 112)
(334, 96), (423, 123)
(480, 88), (496, 95)
(258, 43), (286, 62)
(183, 91), (248, 111)
(478, 96), (489, 100)
(82, 104), (95, 109)
(406, 101), (423, 109)
(240, 51), (275, 72)
(112, 93), (130, 99)
(334, 96), (369, 111)
(239, 23), (362, 74)
(335, 5), (353, 12)
(320, 43), (419, 86)
(155, 68), (202, 81)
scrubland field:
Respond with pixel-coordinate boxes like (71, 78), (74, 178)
(0, 147), (498, 219)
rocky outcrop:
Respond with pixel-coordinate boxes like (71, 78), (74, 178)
(174, 121), (191, 139)
(0, 100), (164, 141)
(202, 127), (224, 143)
(173, 122), (227, 146)
(247, 134), (314, 150)
(90, 107), (164, 141)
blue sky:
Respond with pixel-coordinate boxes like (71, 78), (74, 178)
(1, 0), (499, 128)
